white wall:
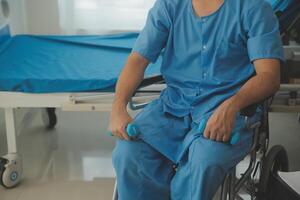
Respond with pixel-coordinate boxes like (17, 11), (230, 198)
(24, 0), (60, 34)
(1, 0), (61, 35)
(0, 2), (5, 26)
(5, 0), (153, 35)
(0, 0), (27, 34)
(9, 0), (27, 34)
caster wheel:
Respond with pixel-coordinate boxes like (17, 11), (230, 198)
(258, 145), (288, 198)
(42, 108), (57, 129)
(0, 154), (22, 188)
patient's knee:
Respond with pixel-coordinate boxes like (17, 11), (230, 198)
(188, 139), (245, 173)
(112, 140), (141, 171)
(189, 140), (228, 170)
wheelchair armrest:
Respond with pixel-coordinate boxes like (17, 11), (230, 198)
(240, 94), (274, 118)
(129, 75), (164, 110)
(240, 103), (259, 117)
(137, 75), (164, 89)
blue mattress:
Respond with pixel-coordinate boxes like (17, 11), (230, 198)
(0, 28), (161, 93)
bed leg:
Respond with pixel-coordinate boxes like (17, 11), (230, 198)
(5, 108), (17, 153)
(0, 108), (22, 188)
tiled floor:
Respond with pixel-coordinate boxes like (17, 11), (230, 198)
(0, 109), (117, 200)
(1, 179), (115, 200)
(0, 109), (299, 200)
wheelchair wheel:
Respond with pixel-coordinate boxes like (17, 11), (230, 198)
(42, 108), (57, 129)
(258, 145), (289, 199)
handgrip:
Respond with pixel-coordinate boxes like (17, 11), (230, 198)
(126, 124), (139, 138)
(107, 123), (139, 138)
(198, 119), (241, 145)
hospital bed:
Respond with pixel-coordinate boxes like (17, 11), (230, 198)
(0, 24), (164, 188)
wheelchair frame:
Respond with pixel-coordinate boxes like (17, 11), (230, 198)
(220, 99), (272, 200)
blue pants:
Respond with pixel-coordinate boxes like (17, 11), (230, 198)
(112, 99), (254, 200)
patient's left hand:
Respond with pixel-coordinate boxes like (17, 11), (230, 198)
(203, 98), (239, 142)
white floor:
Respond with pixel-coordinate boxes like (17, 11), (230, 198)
(0, 108), (299, 200)
(0, 109), (117, 200)
(269, 113), (300, 171)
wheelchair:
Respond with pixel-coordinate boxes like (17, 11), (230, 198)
(111, 75), (290, 200)
(219, 98), (289, 200)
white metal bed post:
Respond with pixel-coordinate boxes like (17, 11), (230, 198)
(4, 108), (17, 153)
(1, 108), (22, 188)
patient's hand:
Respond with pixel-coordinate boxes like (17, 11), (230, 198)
(108, 103), (133, 140)
(203, 98), (239, 142)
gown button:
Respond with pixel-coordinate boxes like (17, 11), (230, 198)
(173, 164), (178, 172)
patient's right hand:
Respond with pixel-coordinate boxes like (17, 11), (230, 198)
(108, 103), (133, 140)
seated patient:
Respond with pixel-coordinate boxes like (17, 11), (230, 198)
(109, 0), (284, 199)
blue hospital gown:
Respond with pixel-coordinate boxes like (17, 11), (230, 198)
(133, 0), (285, 121)
(131, 0), (284, 162)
